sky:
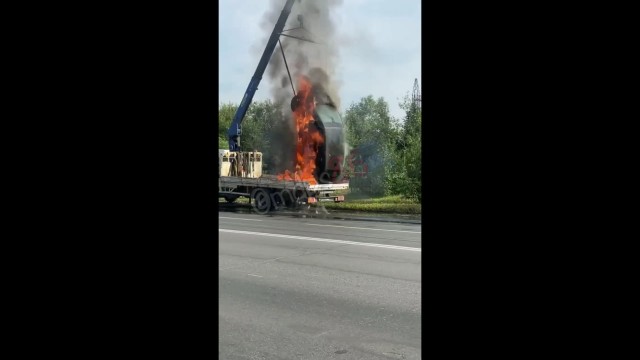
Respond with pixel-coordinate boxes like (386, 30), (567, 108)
(219, 0), (421, 121)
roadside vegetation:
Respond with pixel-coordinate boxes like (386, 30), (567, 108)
(322, 195), (421, 214)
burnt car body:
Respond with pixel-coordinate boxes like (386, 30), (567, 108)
(289, 83), (347, 184)
(313, 103), (347, 184)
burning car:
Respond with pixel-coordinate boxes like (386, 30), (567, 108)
(277, 75), (347, 185)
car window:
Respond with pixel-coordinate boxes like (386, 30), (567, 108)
(315, 104), (343, 126)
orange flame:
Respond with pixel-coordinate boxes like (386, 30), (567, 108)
(277, 75), (324, 185)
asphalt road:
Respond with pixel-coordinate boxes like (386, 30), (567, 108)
(219, 212), (422, 359)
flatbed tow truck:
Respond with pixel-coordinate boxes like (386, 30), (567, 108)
(219, 149), (348, 215)
(218, 0), (349, 214)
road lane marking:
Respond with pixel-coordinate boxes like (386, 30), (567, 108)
(219, 216), (263, 222)
(304, 223), (421, 234)
(247, 274), (263, 277)
(313, 330), (331, 338)
(219, 229), (421, 252)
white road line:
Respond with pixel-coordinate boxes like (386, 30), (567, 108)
(219, 229), (421, 252)
(247, 274), (263, 278)
(304, 223), (421, 234)
(219, 216), (263, 222)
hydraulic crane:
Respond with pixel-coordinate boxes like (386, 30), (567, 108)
(227, 0), (298, 151)
(222, 0), (347, 185)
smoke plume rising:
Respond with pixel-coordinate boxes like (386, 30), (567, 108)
(256, 0), (344, 174)
(259, 0), (342, 109)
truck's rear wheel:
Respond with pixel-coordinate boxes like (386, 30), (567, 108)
(280, 189), (298, 209)
(250, 188), (271, 214)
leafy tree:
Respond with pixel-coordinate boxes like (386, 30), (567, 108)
(217, 100), (283, 153)
(399, 94), (421, 148)
(344, 96), (399, 149)
(390, 94), (422, 201)
(217, 100), (289, 174)
(218, 103), (237, 143)
(218, 136), (228, 150)
(241, 99), (282, 153)
(343, 96), (401, 197)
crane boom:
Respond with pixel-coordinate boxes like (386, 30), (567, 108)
(227, 0), (297, 151)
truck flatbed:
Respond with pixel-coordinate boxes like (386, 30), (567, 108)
(219, 174), (348, 213)
(219, 175), (348, 191)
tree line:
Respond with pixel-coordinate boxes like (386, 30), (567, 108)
(218, 93), (422, 202)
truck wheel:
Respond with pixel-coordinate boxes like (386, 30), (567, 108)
(250, 188), (271, 214)
(279, 189), (295, 209)
(277, 189), (298, 210)
(270, 192), (286, 211)
(224, 195), (239, 203)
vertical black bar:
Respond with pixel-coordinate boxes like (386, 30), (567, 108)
(279, 39), (296, 97)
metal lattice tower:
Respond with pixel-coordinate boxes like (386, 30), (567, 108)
(412, 78), (421, 109)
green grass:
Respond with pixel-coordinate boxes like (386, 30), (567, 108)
(323, 195), (421, 214)
(337, 194), (417, 204)
(219, 196), (250, 204)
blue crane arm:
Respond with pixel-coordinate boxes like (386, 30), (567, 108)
(227, 0), (297, 151)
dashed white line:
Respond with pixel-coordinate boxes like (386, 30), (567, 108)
(219, 229), (421, 252)
(303, 223), (421, 234)
(247, 274), (263, 278)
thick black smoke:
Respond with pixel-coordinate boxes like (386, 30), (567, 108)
(255, 0), (343, 174)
